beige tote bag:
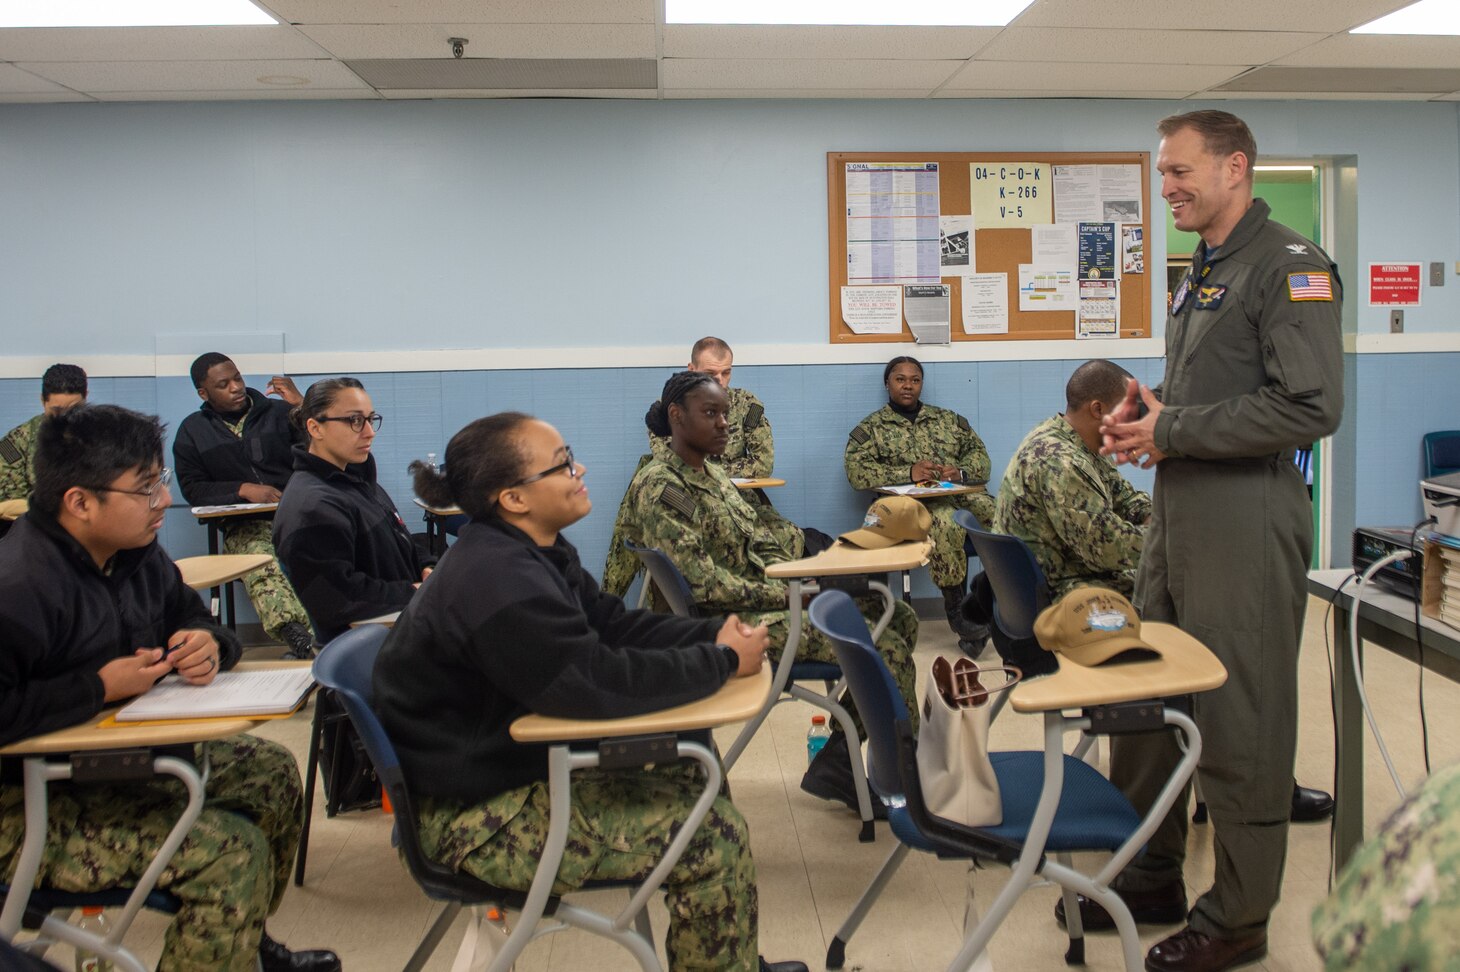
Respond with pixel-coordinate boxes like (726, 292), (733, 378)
(917, 656), (1019, 828)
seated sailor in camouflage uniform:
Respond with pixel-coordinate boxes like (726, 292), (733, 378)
(844, 356), (996, 651)
(603, 336), (806, 597)
(374, 412), (807, 972)
(994, 359), (1150, 599)
(0, 362), (87, 505)
(0, 405), (338, 972)
(623, 371), (920, 815)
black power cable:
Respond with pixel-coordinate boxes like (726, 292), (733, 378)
(1409, 516), (1439, 777)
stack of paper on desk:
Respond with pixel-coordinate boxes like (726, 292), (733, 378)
(117, 669), (316, 722)
(190, 503), (276, 516)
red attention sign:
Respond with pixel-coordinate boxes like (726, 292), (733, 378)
(1368, 263), (1422, 306)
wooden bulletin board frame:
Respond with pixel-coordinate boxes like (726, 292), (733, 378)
(828, 151), (1151, 344)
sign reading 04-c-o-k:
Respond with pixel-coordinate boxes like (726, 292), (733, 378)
(970, 162), (1052, 229)
(1368, 263), (1422, 306)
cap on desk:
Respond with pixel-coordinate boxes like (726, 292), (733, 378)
(1033, 587), (1165, 666)
(838, 496), (932, 549)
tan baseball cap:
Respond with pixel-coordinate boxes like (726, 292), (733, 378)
(838, 495), (932, 549)
(1033, 587), (1158, 666)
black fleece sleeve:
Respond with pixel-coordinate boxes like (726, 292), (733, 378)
(0, 585), (104, 747)
(172, 418), (247, 507)
(162, 558), (242, 670)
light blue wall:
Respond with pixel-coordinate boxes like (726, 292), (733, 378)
(2, 97), (1459, 352)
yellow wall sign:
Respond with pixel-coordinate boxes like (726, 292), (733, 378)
(970, 161), (1052, 229)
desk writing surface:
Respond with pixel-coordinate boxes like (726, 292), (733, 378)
(1309, 569), (1460, 653)
(732, 478), (786, 489)
(875, 483), (984, 499)
(176, 554), (273, 589)
(510, 667), (771, 743)
(350, 611), (400, 629)
(0, 499), (26, 521)
(412, 497), (463, 516)
(1009, 622), (1226, 712)
(764, 539), (932, 578)
(191, 503), (278, 519)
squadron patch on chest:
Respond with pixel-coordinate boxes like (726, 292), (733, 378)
(1194, 285), (1227, 310)
(658, 483), (697, 519)
(0, 435), (22, 466)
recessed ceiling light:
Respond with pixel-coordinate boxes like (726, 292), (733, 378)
(1352, 0), (1460, 35)
(666, 0), (1034, 27)
(258, 75), (309, 86)
(0, 0), (277, 28)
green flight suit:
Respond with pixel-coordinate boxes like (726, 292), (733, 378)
(1110, 198), (1344, 939)
(622, 450), (919, 725)
(0, 414), (42, 502)
(843, 403), (996, 589)
(994, 414), (1150, 598)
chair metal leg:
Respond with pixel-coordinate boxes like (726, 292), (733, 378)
(1054, 853), (1085, 966)
(791, 684), (875, 840)
(403, 902), (462, 972)
(826, 843), (909, 969)
(294, 697), (326, 886)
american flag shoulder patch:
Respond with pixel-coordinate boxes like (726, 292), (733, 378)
(1288, 271), (1333, 302)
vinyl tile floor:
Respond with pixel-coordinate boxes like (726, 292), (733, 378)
(40, 594), (1460, 971)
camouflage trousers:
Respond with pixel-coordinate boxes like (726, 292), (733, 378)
(926, 492), (997, 589)
(0, 733), (303, 972)
(416, 763), (757, 972)
(1312, 762), (1460, 970)
(221, 518), (312, 642)
(739, 595), (920, 734)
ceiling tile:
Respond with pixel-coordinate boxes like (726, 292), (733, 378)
(378, 88), (657, 99)
(946, 59), (1244, 92)
(258, 0), (654, 26)
(1013, 0), (1413, 33)
(1274, 34), (1460, 69)
(0, 62), (71, 92)
(1211, 89), (1447, 100)
(17, 58), (370, 92)
(662, 25), (999, 60)
(662, 58), (962, 90)
(935, 89), (1196, 99)
(298, 23), (655, 59)
(1213, 65), (1460, 93)
(976, 27), (1322, 65)
(0, 26), (327, 62)
(665, 88), (927, 98)
(0, 89), (94, 102)
(91, 87), (381, 100)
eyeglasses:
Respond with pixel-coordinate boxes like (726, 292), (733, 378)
(92, 467), (173, 510)
(315, 412), (383, 433)
(511, 446), (579, 487)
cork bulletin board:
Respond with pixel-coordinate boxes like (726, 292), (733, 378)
(828, 151), (1152, 344)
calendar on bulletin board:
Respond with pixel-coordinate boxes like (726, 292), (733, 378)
(827, 151), (1151, 344)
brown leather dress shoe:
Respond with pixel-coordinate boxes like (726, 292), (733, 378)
(1144, 927), (1267, 972)
(1054, 880), (1187, 931)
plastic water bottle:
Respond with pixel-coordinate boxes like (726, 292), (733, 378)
(74, 906), (114, 972)
(806, 714), (832, 763)
(426, 452), (438, 470)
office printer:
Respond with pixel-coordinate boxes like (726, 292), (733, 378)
(1422, 471), (1460, 541)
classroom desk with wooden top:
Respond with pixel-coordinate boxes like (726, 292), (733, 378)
(175, 553), (274, 630)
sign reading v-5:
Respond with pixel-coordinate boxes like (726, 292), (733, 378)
(971, 162), (1052, 228)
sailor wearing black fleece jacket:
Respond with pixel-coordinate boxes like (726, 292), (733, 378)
(173, 387), (298, 508)
(374, 516), (731, 801)
(272, 445), (433, 642)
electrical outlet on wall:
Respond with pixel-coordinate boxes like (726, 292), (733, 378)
(1390, 309), (1404, 333)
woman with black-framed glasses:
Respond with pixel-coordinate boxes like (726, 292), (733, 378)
(372, 412), (811, 972)
(272, 377), (435, 642)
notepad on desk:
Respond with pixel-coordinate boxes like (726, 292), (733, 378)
(879, 482), (961, 497)
(116, 669), (317, 722)
(190, 503), (277, 516)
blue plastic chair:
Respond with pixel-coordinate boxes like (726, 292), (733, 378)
(624, 539), (881, 841)
(809, 590), (1208, 972)
(313, 624), (716, 972)
(1424, 430), (1460, 479)
(953, 509), (1057, 679)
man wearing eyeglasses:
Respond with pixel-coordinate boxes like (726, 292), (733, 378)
(0, 403), (341, 972)
(173, 352), (318, 659)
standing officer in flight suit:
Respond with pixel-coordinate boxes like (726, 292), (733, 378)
(1094, 110), (1343, 972)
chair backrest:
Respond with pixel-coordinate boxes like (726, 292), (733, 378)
(624, 541), (699, 617)
(1424, 430), (1460, 479)
(312, 624), (496, 903)
(953, 509), (1050, 641)
(807, 591), (1023, 865)
(807, 591), (909, 801)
